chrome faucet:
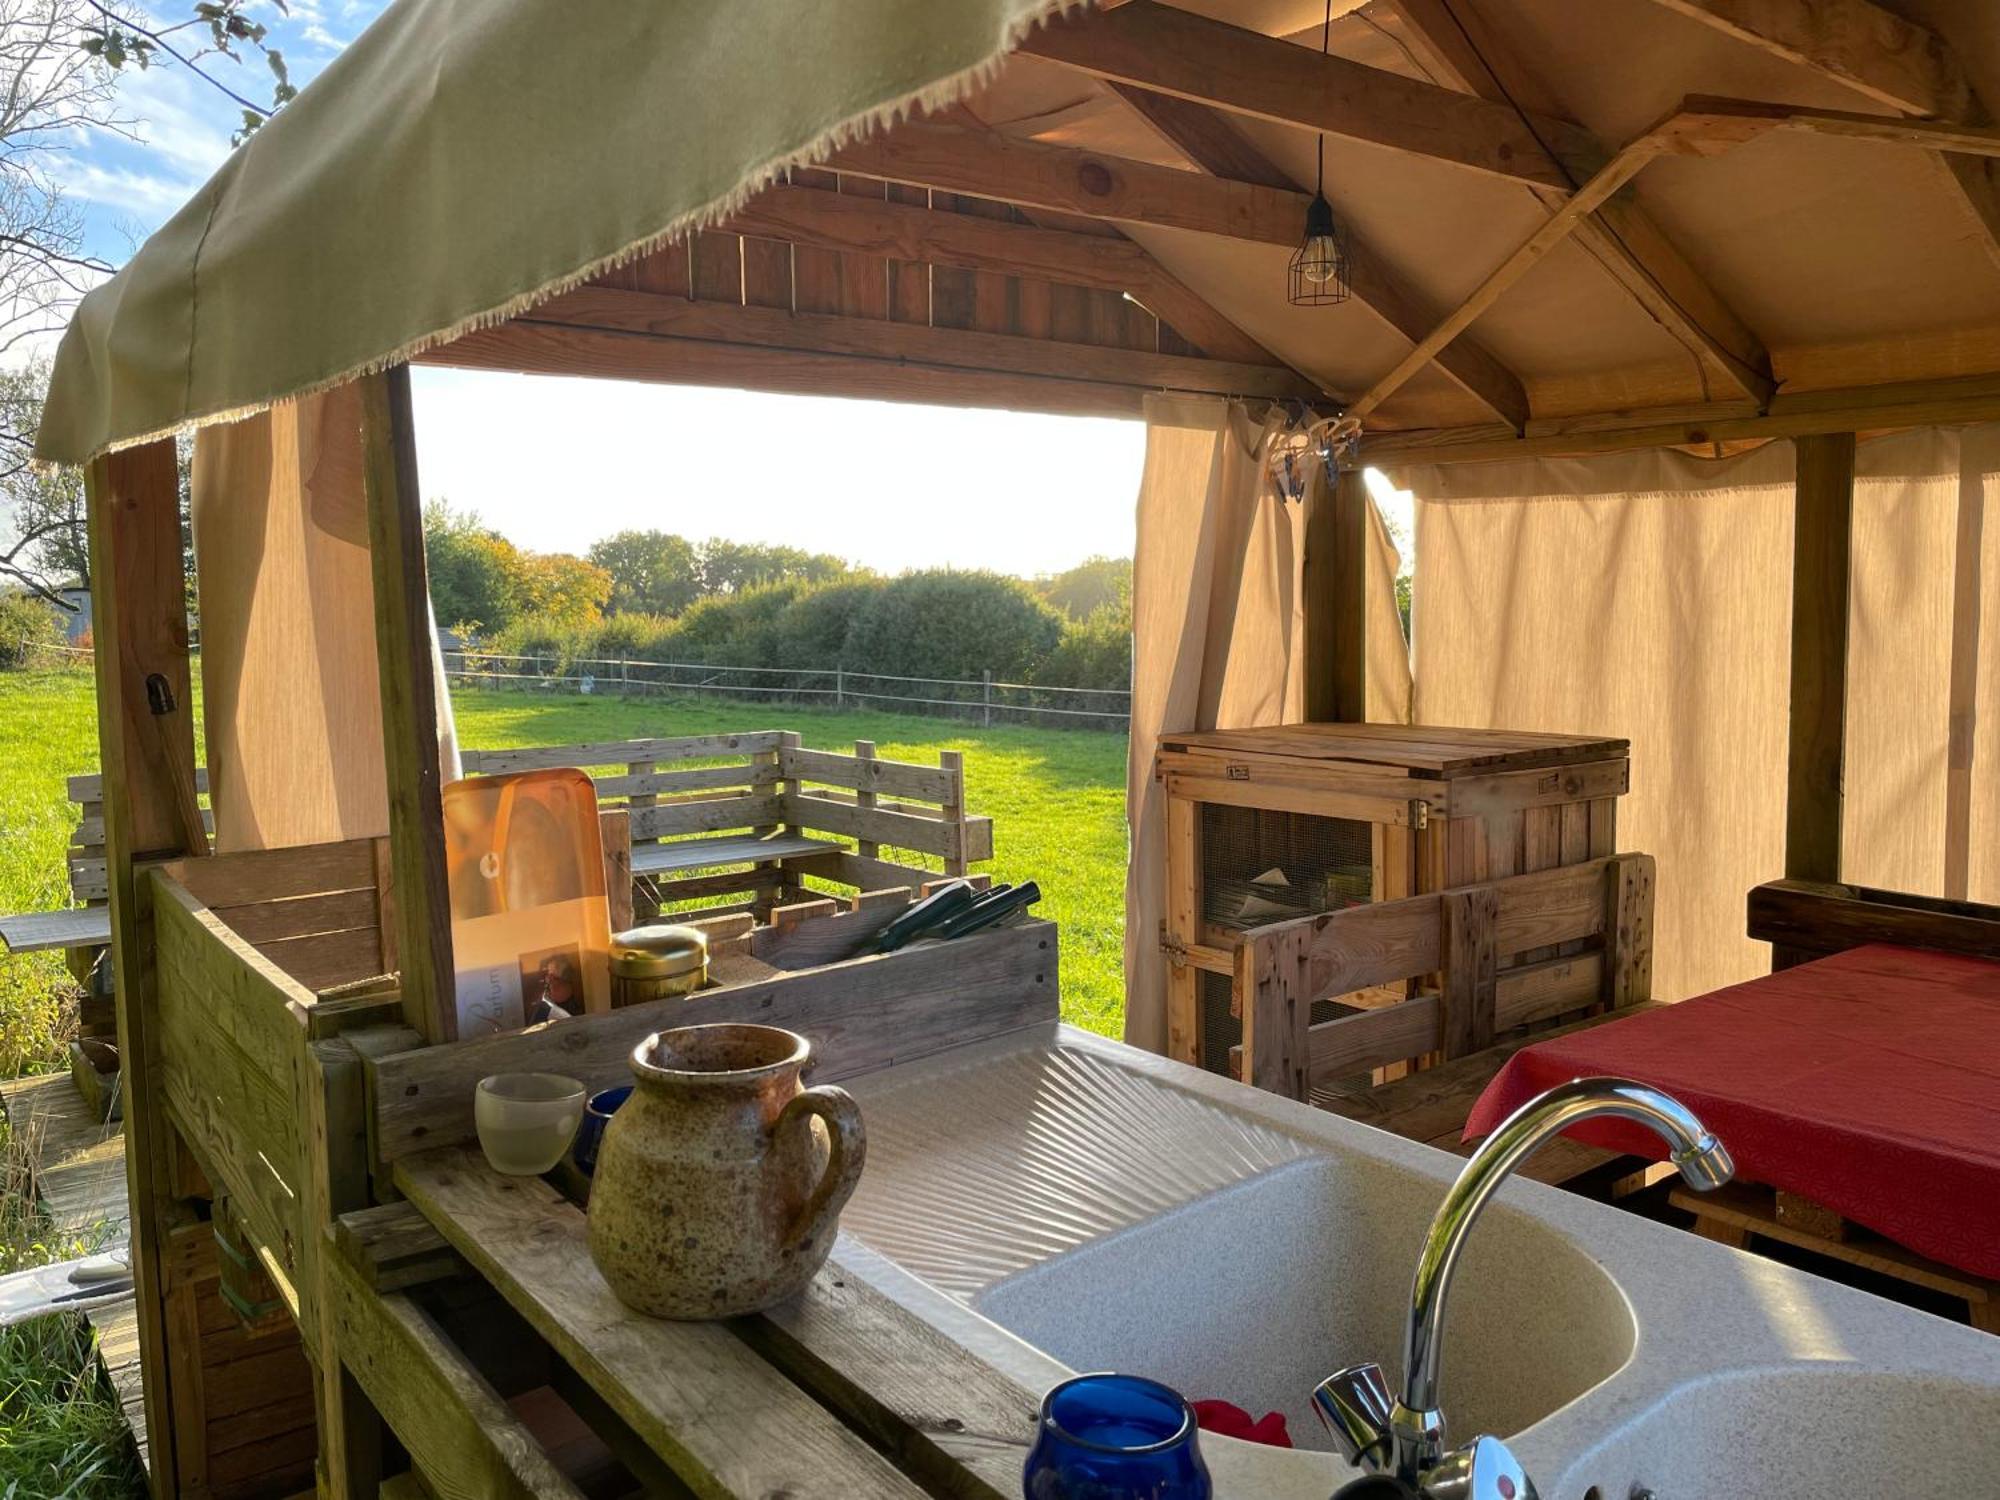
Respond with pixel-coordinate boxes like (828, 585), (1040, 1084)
(1314, 1077), (1734, 1500)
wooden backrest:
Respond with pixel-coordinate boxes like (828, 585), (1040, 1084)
(68, 769), (214, 905)
(1233, 853), (1655, 1100)
(461, 734), (991, 872)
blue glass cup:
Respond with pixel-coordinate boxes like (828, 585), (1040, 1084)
(571, 1085), (632, 1177)
(1024, 1373), (1211, 1500)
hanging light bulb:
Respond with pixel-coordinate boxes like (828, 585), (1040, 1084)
(1289, 0), (1351, 307)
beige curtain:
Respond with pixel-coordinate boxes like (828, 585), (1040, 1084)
(1396, 425), (1997, 1005)
(1124, 396), (1411, 1052)
(193, 384), (461, 852)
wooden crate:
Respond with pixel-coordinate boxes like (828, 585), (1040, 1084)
(1155, 722), (1630, 1073)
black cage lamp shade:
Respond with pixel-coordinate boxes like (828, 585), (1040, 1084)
(1288, 189), (1351, 306)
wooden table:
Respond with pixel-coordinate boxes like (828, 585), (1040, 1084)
(328, 1146), (1044, 1499)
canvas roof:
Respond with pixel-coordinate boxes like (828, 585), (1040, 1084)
(38, 0), (2000, 464)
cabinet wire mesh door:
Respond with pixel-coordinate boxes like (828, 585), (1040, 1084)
(1197, 802), (1374, 1078)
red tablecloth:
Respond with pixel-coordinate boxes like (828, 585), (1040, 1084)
(1464, 944), (2000, 1278)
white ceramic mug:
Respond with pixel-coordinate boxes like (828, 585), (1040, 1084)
(475, 1072), (586, 1176)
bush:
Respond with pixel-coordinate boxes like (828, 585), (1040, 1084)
(0, 596), (64, 670)
(1034, 607), (1132, 691)
(769, 578), (882, 666)
(666, 581), (803, 666)
(845, 570), (1064, 682)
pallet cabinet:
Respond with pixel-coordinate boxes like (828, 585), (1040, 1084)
(1154, 723), (1631, 1079)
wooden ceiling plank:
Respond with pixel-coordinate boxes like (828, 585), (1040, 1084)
(1346, 136), (1673, 423)
(724, 180), (1279, 367)
(1360, 369), (2000, 464)
(1110, 81), (1528, 427)
(1644, 0), (2000, 270)
(1015, 0), (1591, 190)
(1390, 0), (1773, 404)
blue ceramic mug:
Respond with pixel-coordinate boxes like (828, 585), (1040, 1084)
(1024, 1373), (1210, 1500)
(571, 1085), (632, 1176)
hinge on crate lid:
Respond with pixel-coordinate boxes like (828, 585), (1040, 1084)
(1408, 798), (1431, 830)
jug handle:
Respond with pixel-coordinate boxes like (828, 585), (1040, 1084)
(778, 1085), (867, 1254)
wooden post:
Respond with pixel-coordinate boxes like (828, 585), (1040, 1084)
(1784, 432), (1857, 895)
(982, 669), (993, 727)
(1304, 464), (1367, 722)
(853, 741), (880, 859)
(360, 366), (456, 1041)
(85, 438), (208, 1497)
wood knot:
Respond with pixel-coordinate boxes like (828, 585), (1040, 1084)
(1077, 160), (1114, 196)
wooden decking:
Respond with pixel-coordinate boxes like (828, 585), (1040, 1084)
(0, 1070), (146, 1472)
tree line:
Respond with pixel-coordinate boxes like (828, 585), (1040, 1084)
(425, 504), (1134, 692)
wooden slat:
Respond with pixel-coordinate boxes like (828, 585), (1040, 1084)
(1785, 432), (1857, 884)
(461, 733), (785, 773)
(395, 1151), (930, 1499)
(1307, 994), (1440, 1083)
(1494, 951), (1606, 1032)
(1440, 886), (1498, 1057)
(520, 286), (1315, 401)
(1604, 854), (1656, 1007)
(786, 793), (985, 863)
(779, 746), (957, 804)
(0, 906), (112, 954)
(326, 1235), (587, 1500)
(367, 920), (1058, 1162)
(628, 793), (786, 841)
(360, 366), (455, 1044)
(1238, 922), (1310, 1100)
(1446, 758), (1630, 819)
(1491, 857), (1617, 954)
(630, 832), (840, 876)
(1017, 0), (1588, 189)
(736, 1259), (1038, 1500)
(592, 763), (777, 800)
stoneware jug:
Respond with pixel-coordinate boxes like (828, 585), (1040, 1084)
(587, 1022), (865, 1319)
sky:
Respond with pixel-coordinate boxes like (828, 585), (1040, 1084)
(46, 2), (1411, 577)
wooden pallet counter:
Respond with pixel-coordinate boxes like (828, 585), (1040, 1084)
(137, 835), (1056, 1498)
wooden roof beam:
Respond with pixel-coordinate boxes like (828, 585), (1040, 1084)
(1644, 0), (2000, 270)
(423, 286), (1326, 417)
(1360, 369), (2000, 465)
(1389, 0), (1774, 406)
(1015, 0), (1595, 190)
(1108, 82), (1529, 428)
(720, 181), (1279, 367)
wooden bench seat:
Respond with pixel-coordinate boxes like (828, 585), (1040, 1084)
(627, 832), (841, 876)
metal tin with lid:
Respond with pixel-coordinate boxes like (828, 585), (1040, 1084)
(608, 924), (709, 1007)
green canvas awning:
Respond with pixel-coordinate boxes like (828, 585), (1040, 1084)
(37, 0), (1067, 466)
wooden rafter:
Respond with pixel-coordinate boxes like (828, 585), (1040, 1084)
(1644, 0), (2000, 269)
(1388, 0), (1773, 405)
(1345, 132), (1676, 424)
(1017, 0), (1593, 190)
(1108, 81), (1529, 428)
(721, 182), (1278, 366)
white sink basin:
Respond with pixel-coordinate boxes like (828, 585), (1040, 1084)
(1550, 1367), (2000, 1500)
(836, 1026), (2000, 1500)
(973, 1154), (1635, 1450)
